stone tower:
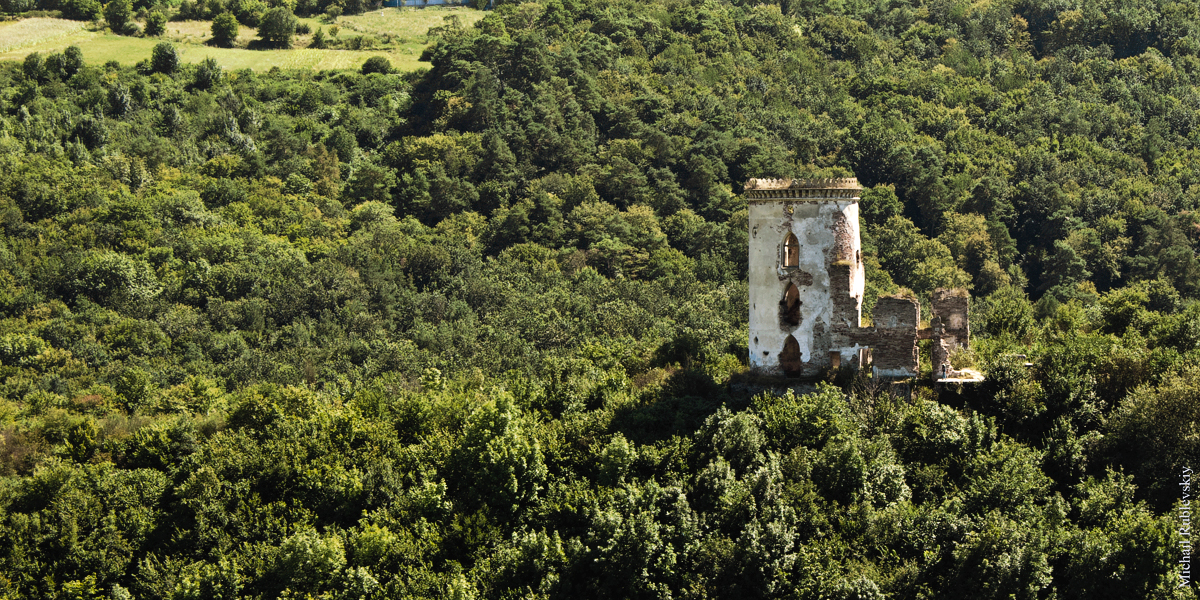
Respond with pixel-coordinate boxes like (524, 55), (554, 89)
(746, 178), (866, 377)
(746, 177), (973, 380)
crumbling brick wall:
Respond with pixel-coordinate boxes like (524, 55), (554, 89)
(870, 296), (920, 375)
(931, 288), (970, 379)
(828, 294), (920, 377)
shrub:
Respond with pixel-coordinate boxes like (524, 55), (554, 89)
(0, 0), (36, 13)
(104, 0), (133, 34)
(43, 53), (65, 79)
(360, 55), (391, 75)
(211, 12), (239, 47)
(309, 26), (326, 48)
(193, 56), (223, 89)
(233, 0), (266, 26)
(144, 10), (167, 35)
(59, 0), (101, 20)
(62, 45), (84, 77)
(295, 21), (310, 34)
(150, 42), (179, 74)
(71, 250), (162, 307)
(257, 7), (297, 48)
(75, 115), (108, 149)
(22, 52), (43, 82)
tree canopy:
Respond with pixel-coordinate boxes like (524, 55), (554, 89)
(0, 0), (1199, 596)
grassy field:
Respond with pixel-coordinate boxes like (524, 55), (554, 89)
(0, 7), (482, 72)
(0, 17), (85, 53)
(337, 7), (480, 41)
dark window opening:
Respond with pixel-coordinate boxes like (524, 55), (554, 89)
(782, 282), (801, 326)
(783, 232), (799, 267)
(780, 335), (803, 376)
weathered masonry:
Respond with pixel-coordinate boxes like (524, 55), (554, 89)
(746, 177), (971, 380)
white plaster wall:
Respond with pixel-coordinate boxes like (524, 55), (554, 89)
(748, 199), (863, 373)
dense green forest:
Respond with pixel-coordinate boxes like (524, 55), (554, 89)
(2, 0), (1200, 597)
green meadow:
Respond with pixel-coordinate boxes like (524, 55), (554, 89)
(0, 6), (483, 71)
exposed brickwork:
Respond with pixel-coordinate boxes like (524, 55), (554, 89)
(870, 297), (921, 374)
(931, 288), (970, 379)
(831, 296), (920, 376)
(828, 263), (860, 328)
(824, 278), (967, 379)
(831, 212), (855, 262)
(782, 269), (814, 286)
(874, 296), (919, 328)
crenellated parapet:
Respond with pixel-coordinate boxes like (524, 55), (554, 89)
(744, 178), (863, 201)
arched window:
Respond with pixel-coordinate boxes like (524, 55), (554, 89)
(783, 232), (799, 267)
(782, 282), (800, 326)
(780, 335), (803, 376)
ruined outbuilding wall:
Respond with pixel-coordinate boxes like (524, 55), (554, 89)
(867, 297), (921, 376)
(931, 288), (970, 379)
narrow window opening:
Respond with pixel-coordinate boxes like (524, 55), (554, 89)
(782, 282), (801, 326)
(857, 348), (873, 369)
(829, 351), (841, 369)
(783, 232), (799, 267)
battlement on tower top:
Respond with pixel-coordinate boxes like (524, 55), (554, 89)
(744, 178), (863, 201)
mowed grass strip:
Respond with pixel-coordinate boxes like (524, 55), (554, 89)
(0, 17), (85, 53)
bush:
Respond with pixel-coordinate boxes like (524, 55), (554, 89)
(71, 250), (162, 307)
(211, 12), (239, 47)
(233, 0), (266, 26)
(257, 7), (297, 48)
(144, 10), (167, 35)
(193, 56), (223, 89)
(309, 26), (326, 48)
(75, 115), (108, 149)
(104, 0), (133, 34)
(22, 52), (43, 82)
(295, 21), (310, 34)
(0, 0), (36, 13)
(59, 0), (101, 20)
(360, 55), (392, 75)
(150, 42), (179, 74)
(62, 45), (84, 77)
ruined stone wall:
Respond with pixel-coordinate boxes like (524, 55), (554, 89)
(869, 297), (921, 377)
(931, 288), (970, 379)
(828, 295), (920, 377)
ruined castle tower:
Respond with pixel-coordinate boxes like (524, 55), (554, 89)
(746, 177), (971, 380)
(746, 178), (866, 377)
